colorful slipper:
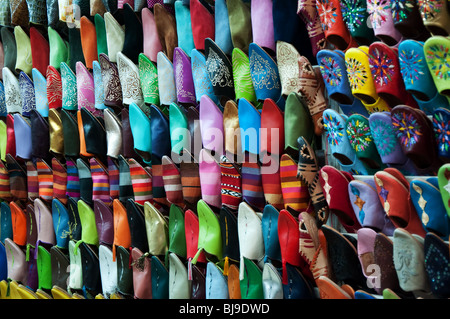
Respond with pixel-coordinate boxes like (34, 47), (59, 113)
(424, 232), (450, 298)
(99, 53), (123, 111)
(162, 155), (185, 208)
(410, 177), (450, 237)
(138, 53), (160, 107)
(173, 47), (197, 107)
(432, 108), (450, 160)
(319, 165), (362, 233)
(231, 47), (257, 104)
(339, 0), (375, 45)
(424, 36), (450, 99)
(374, 169), (427, 237)
(368, 41), (418, 108)
(391, 0), (430, 40)
(366, 0), (403, 46)
(391, 105), (440, 172)
(317, 49), (369, 117)
(417, 0), (450, 35)
(117, 51), (144, 107)
(297, 0), (327, 55)
(398, 39), (450, 114)
(316, 0), (357, 51)
(191, 48), (219, 105)
(369, 112), (418, 175)
(157, 51), (177, 107)
(344, 47), (390, 114)
(104, 12), (124, 63)
(322, 109), (369, 175)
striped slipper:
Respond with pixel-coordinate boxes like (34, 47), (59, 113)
(5, 155), (26, 202)
(52, 157), (67, 205)
(162, 156), (185, 208)
(36, 158), (53, 202)
(90, 157), (111, 205)
(118, 155), (134, 204)
(279, 154), (311, 212)
(26, 160), (39, 202)
(128, 158), (153, 206)
(0, 160), (11, 201)
(241, 160), (265, 211)
(179, 152), (202, 207)
(107, 157), (120, 201)
(66, 159), (81, 200)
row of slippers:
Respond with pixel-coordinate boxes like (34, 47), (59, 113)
(323, 106), (450, 177)
(0, 195), (448, 300)
(317, 37), (450, 118)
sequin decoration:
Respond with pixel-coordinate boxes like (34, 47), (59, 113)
(346, 118), (373, 152)
(425, 44), (450, 81)
(367, 0), (391, 28)
(424, 240), (450, 295)
(370, 118), (397, 156)
(432, 111), (450, 154)
(391, 0), (414, 23)
(399, 48), (425, 85)
(340, 0), (367, 32)
(316, 0), (337, 31)
(319, 56), (342, 87)
(369, 47), (395, 86)
(391, 112), (422, 148)
(417, 0), (442, 20)
(323, 112), (344, 146)
(346, 57), (368, 90)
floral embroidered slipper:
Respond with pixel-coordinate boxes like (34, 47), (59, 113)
(432, 108), (450, 160)
(369, 112), (418, 175)
(391, 0), (430, 40)
(316, 0), (357, 51)
(424, 36), (450, 99)
(345, 113), (385, 174)
(322, 109), (369, 175)
(339, 0), (375, 45)
(366, 0), (403, 46)
(417, 0), (450, 36)
(317, 49), (369, 117)
(368, 41), (418, 109)
(344, 47), (390, 114)
(398, 39), (450, 115)
(391, 105), (440, 172)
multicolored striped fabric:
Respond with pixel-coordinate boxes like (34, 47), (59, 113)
(261, 160), (284, 211)
(90, 157), (111, 205)
(128, 158), (153, 205)
(36, 159), (54, 202)
(179, 161), (202, 206)
(241, 161), (265, 211)
(66, 159), (80, 199)
(219, 156), (242, 211)
(152, 163), (169, 207)
(5, 155), (27, 202)
(280, 154), (310, 212)
(0, 161), (10, 200)
(108, 157), (120, 200)
(118, 155), (134, 203)
(52, 157), (68, 204)
(162, 156), (184, 207)
(26, 160), (39, 201)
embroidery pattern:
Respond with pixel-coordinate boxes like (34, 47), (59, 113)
(4, 71), (22, 114)
(417, 0), (442, 20)
(277, 42), (301, 93)
(319, 56), (342, 87)
(370, 118), (397, 156)
(399, 48), (425, 85)
(61, 64), (78, 111)
(323, 112), (344, 146)
(425, 44), (450, 80)
(340, 0), (367, 32)
(369, 47), (395, 86)
(46, 67), (63, 107)
(192, 52), (217, 102)
(174, 49), (196, 104)
(118, 55), (144, 105)
(367, 0), (391, 28)
(0, 83), (6, 116)
(346, 57), (368, 90)
(19, 73), (36, 115)
(316, 0), (337, 31)
(391, 0), (414, 22)
(232, 49), (257, 102)
(391, 112), (422, 148)
(249, 50), (281, 92)
(139, 56), (159, 105)
(411, 183), (429, 226)
(346, 118), (372, 152)
(432, 111), (450, 154)
(206, 48), (234, 88)
(99, 55), (123, 104)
